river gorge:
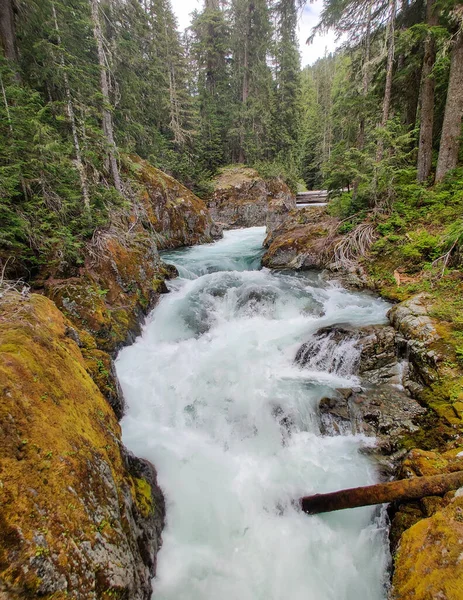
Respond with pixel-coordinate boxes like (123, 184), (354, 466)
(116, 227), (393, 600)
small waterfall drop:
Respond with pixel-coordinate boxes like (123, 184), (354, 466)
(116, 227), (391, 600)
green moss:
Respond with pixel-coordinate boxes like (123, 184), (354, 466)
(392, 498), (463, 600)
(0, 293), (133, 597)
(133, 478), (153, 518)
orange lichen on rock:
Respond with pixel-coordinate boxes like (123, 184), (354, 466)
(0, 292), (163, 599)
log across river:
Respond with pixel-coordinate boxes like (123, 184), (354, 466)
(301, 471), (463, 515)
(116, 227), (395, 600)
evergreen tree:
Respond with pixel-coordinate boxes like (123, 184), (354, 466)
(191, 0), (232, 172)
(229, 0), (275, 163)
(273, 0), (302, 172)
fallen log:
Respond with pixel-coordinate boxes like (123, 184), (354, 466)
(300, 471), (463, 515)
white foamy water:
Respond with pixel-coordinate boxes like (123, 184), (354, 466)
(116, 227), (391, 600)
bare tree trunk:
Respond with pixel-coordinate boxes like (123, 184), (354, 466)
(417, 0), (439, 183)
(300, 471), (463, 515)
(238, 40), (249, 164)
(0, 0), (19, 63)
(90, 0), (122, 194)
(52, 2), (90, 210)
(376, 0), (396, 162)
(353, 1), (373, 198)
(435, 31), (463, 183)
(357, 0), (373, 152)
(0, 71), (13, 134)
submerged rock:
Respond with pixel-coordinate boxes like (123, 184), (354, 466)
(0, 292), (164, 599)
(205, 165), (295, 230)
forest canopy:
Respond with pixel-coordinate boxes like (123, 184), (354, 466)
(1, 0), (463, 278)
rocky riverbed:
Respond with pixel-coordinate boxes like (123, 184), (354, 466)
(263, 204), (463, 599)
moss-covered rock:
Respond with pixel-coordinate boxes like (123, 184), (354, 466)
(128, 155), (222, 249)
(0, 292), (164, 599)
(205, 165), (295, 230)
(262, 206), (340, 269)
(392, 496), (463, 600)
(38, 156), (221, 354)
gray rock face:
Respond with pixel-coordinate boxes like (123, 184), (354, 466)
(387, 293), (443, 393)
(319, 386), (425, 448)
(205, 167), (295, 230)
(296, 322), (426, 474)
(296, 323), (403, 385)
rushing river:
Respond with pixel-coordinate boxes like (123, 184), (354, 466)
(116, 227), (391, 600)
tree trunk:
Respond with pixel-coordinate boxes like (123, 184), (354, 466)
(52, 2), (90, 210)
(417, 0), (438, 183)
(0, 0), (19, 63)
(0, 70), (13, 134)
(90, 0), (122, 194)
(357, 0), (373, 152)
(376, 0), (396, 162)
(435, 31), (463, 183)
(353, 0), (373, 198)
(300, 471), (463, 515)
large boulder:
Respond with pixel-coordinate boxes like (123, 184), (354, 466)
(129, 155), (222, 249)
(296, 323), (426, 469)
(262, 206), (340, 269)
(205, 166), (295, 230)
(391, 447), (463, 599)
(388, 294), (463, 429)
(296, 323), (402, 385)
(0, 292), (164, 599)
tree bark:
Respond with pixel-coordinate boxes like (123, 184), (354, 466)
(90, 0), (122, 194)
(0, 0), (19, 63)
(300, 471), (463, 515)
(376, 0), (396, 162)
(435, 31), (463, 183)
(417, 0), (439, 183)
(52, 2), (90, 210)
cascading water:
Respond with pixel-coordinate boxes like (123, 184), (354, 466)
(116, 226), (392, 600)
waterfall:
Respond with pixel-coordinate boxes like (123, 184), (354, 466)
(116, 227), (391, 600)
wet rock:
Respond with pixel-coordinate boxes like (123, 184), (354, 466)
(296, 323), (401, 384)
(205, 166), (295, 230)
(319, 385), (426, 456)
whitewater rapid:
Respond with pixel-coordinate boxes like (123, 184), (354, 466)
(116, 227), (391, 600)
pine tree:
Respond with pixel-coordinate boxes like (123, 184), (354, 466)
(230, 0), (274, 164)
(191, 0), (232, 172)
(272, 0), (302, 173)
